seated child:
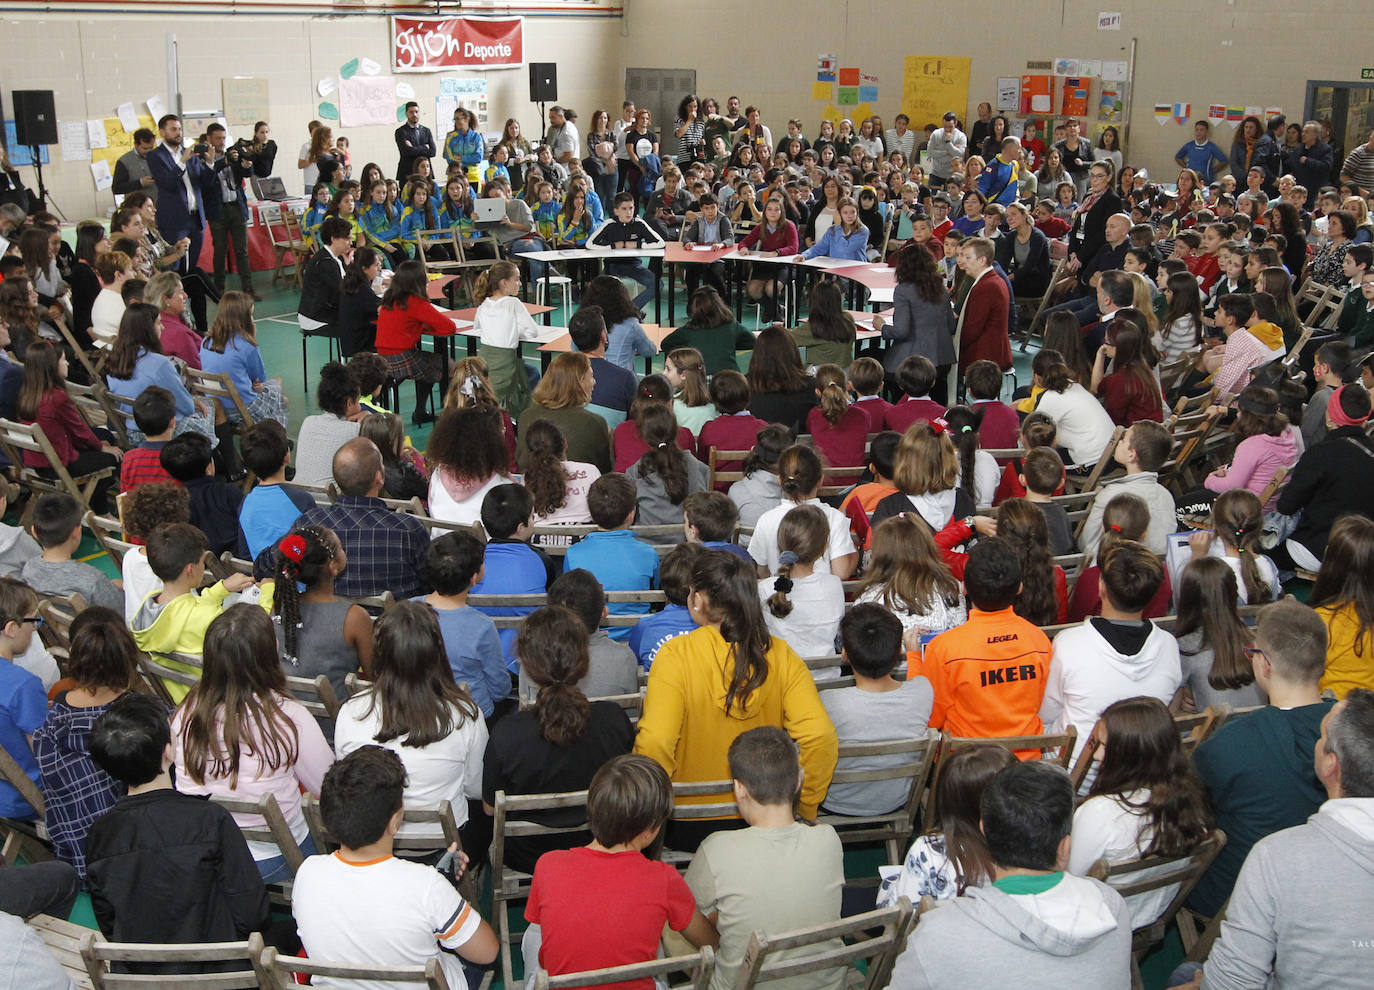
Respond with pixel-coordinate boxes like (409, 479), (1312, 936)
(118, 386), (177, 493)
(965, 359), (1020, 450)
(563, 474), (660, 642)
(21, 492), (123, 611)
(0, 479), (40, 579)
(348, 351), (393, 416)
(847, 356), (892, 432)
(293, 746), (498, 987)
(1069, 493), (1173, 622)
(759, 505), (844, 661)
(1079, 420), (1178, 557)
(519, 568), (638, 701)
(0, 579), (47, 821)
(838, 431), (901, 551)
(161, 434), (243, 556)
(684, 728), (843, 990)
(525, 754), (716, 983)
(238, 420), (317, 570)
(129, 522), (254, 661)
(628, 542), (702, 671)
(883, 355), (947, 433)
(420, 531), (509, 720)
(682, 490), (750, 561)
(993, 411), (1060, 505)
(118, 482), (191, 624)
(470, 484), (557, 669)
(695, 371), (767, 493)
(85, 692), (269, 945)
(821, 605), (934, 815)
(1019, 447), (1075, 555)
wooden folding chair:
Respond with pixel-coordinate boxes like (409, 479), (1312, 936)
(27, 913), (102, 989)
(1017, 256), (1067, 351)
(1087, 830), (1227, 989)
(731, 900), (915, 990)
(926, 728), (1078, 831)
(184, 367), (257, 429)
(0, 418), (115, 511)
(37, 592), (86, 656)
(260, 201), (308, 289)
(262, 946), (455, 990)
(1175, 705), (1229, 757)
(285, 672), (343, 722)
(63, 380), (126, 449)
(416, 228), (468, 278)
(534, 948), (716, 990)
(54, 315), (107, 384)
(1280, 324), (1318, 369)
(816, 731), (940, 864)
(707, 447), (753, 491)
(0, 743), (43, 820)
(1063, 425), (1125, 494)
(80, 931), (269, 990)
(208, 792), (308, 903)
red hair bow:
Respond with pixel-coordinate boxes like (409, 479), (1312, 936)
(930, 418), (949, 435)
(279, 535), (307, 564)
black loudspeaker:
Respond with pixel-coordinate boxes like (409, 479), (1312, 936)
(529, 63), (557, 103)
(12, 90), (57, 146)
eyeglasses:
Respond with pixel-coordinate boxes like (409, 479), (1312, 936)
(1242, 645), (1266, 662)
(6, 616), (43, 629)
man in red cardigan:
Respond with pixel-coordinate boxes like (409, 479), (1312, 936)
(957, 237), (1012, 377)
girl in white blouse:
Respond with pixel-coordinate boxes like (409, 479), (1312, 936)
(473, 260), (542, 416)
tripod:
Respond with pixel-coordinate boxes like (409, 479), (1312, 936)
(28, 144), (63, 219)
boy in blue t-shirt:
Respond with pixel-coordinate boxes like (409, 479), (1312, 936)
(628, 542), (701, 670)
(0, 578), (51, 821)
(418, 530), (510, 719)
(471, 484), (557, 670)
(238, 421), (317, 572)
(564, 474), (658, 642)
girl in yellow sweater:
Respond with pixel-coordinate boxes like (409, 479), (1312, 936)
(635, 550), (838, 850)
(1310, 516), (1374, 698)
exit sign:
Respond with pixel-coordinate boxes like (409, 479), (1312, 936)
(1363, 68), (1374, 80)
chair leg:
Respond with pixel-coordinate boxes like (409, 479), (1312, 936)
(302, 335), (309, 393)
(498, 899), (515, 990)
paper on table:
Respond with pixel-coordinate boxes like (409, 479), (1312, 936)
(116, 102), (139, 132)
(58, 121), (91, 162)
(90, 159), (113, 191)
(86, 120), (108, 149)
(146, 94), (167, 121)
(868, 265), (891, 273)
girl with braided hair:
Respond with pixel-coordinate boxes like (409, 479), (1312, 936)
(270, 526), (374, 704)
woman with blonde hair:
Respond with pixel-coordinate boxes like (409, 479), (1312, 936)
(472, 260), (541, 417)
(200, 290), (288, 428)
(516, 352), (611, 472)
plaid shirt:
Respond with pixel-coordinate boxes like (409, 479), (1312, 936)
(32, 698), (127, 879)
(298, 495), (430, 599)
(120, 444), (176, 493)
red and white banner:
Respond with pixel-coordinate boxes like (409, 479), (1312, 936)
(392, 16), (524, 72)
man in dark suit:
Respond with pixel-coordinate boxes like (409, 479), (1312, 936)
(203, 123), (258, 300)
(146, 114), (211, 278)
(394, 101), (435, 182)
(298, 216), (353, 343)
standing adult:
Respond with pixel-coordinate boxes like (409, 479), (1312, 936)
(885, 114), (917, 162)
(738, 107), (773, 158)
(145, 114), (210, 284)
(1230, 116), (1281, 198)
(956, 237), (1012, 380)
(614, 101), (637, 192)
(925, 112), (967, 188)
(394, 102), (435, 182)
(243, 121), (278, 179)
(1175, 121), (1229, 184)
(968, 102), (995, 151)
(203, 123), (257, 301)
(1066, 162), (1124, 274)
(112, 128), (158, 201)
(1054, 119), (1096, 198)
(881, 238), (957, 399)
(1284, 121), (1334, 210)
(442, 108), (485, 188)
(546, 106), (580, 166)
(1340, 130), (1374, 195)
(672, 94), (706, 169)
(296, 120), (320, 195)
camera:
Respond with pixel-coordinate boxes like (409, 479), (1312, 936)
(193, 142), (210, 156)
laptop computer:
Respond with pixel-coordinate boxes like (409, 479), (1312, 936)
(250, 176), (289, 201)
(473, 197), (506, 224)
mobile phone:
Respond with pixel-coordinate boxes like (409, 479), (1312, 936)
(435, 848), (460, 881)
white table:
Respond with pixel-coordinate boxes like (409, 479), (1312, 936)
(520, 246), (668, 324)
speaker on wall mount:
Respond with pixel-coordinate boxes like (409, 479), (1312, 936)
(529, 63), (557, 103)
(12, 90), (57, 146)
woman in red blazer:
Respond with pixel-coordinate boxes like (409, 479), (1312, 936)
(376, 260), (454, 424)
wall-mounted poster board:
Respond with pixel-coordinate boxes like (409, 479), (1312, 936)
(222, 77), (269, 126)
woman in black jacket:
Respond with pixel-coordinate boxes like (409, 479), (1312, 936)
(996, 201), (1052, 299)
(337, 247), (382, 358)
(1067, 161), (1123, 272)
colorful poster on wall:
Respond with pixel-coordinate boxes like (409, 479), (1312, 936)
(996, 77), (1019, 112)
(859, 77), (879, 103)
(1021, 74), (1053, 115)
(1062, 77), (1089, 117)
(812, 81), (833, 101)
(1098, 89), (1122, 121)
(852, 102), (875, 125)
(838, 86), (859, 107)
(820, 104), (842, 125)
(1053, 57), (1080, 76)
(838, 67), (860, 87)
(90, 114), (155, 169)
(817, 53), (837, 82)
(901, 55), (971, 129)
(391, 16), (524, 71)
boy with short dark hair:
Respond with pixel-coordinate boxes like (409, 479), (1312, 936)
(884, 355), (946, 432)
(682, 490), (749, 561)
(588, 192), (665, 310)
(129, 522), (253, 659)
(0, 578), (46, 820)
(628, 542), (702, 670)
(293, 746), (498, 986)
(1301, 339), (1354, 447)
(964, 359), (1019, 449)
(525, 568), (638, 700)
(684, 727), (842, 990)
(1079, 420), (1177, 557)
(21, 492), (123, 611)
(1020, 448), (1074, 555)
(238, 420), (316, 567)
(1209, 291), (1285, 397)
(838, 430), (901, 552)
(120, 386), (177, 492)
(846, 356), (892, 431)
(160, 433), (242, 555)
(471, 484), (556, 670)
(85, 692), (269, 946)
(1042, 540), (1180, 763)
(421, 531), (509, 719)
(564, 474), (659, 642)
(821, 605), (934, 815)
(920, 538), (1051, 742)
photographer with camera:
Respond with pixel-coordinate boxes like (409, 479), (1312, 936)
(205, 122), (259, 300)
(236, 120), (277, 178)
(147, 114), (213, 287)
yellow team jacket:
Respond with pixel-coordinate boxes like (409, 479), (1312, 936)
(634, 625), (839, 819)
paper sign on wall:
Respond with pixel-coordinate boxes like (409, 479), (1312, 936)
(1102, 60), (1129, 81)
(817, 53), (836, 82)
(318, 78), (337, 98)
(86, 120), (107, 149)
(838, 67), (860, 87)
(146, 95), (167, 122)
(1062, 78), (1089, 117)
(90, 159), (113, 191)
(339, 76), (398, 127)
(222, 77), (269, 126)
(1053, 58), (1079, 76)
(90, 114), (155, 169)
(812, 81), (833, 101)
(996, 77), (1019, 112)
(1155, 104), (1172, 126)
(1098, 11), (1122, 29)
(116, 103), (139, 132)
(58, 121), (90, 162)
(1021, 75), (1052, 115)
(852, 102), (875, 125)
(1098, 90), (1122, 121)
(1078, 59), (1101, 79)
(859, 71), (878, 103)
(360, 57), (382, 76)
(1208, 105), (1226, 120)
(901, 55), (972, 129)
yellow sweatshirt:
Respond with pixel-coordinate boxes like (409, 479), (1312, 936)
(1317, 602), (1374, 699)
(635, 625), (839, 819)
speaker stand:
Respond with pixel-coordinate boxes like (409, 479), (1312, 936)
(28, 144), (64, 219)
(537, 101), (547, 150)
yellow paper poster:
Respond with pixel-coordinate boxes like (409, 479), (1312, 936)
(811, 81), (833, 101)
(820, 104), (842, 126)
(852, 102), (875, 124)
(92, 114), (156, 169)
(901, 55), (972, 130)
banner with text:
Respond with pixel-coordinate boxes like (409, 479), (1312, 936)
(392, 16), (524, 72)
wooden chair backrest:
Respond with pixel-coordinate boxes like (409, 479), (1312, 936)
(0, 417), (109, 508)
(208, 792), (307, 877)
(55, 316), (105, 383)
(184, 367), (256, 427)
(816, 732), (940, 861)
(0, 742), (43, 819)
(261, 946), (453, 990)
(708, 447), (754, 489)
(535, 948), (716, 990)
(302, 793), (463, 861)
(1066, 425), (1125, 493)
(732, 899), (915, 990)
(80, 931), (268, 990)
(928, 727), (1078, 831)
(1086, 829), (1227, 951)
(83, 512), (135, 570)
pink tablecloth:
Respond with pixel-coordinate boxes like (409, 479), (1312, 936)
(194, 202), (293, 274)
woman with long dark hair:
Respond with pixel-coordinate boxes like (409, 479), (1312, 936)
(104, 302), (217, 446)
(789, 280), (856, 368)
(1272, 200), (1308, 282)
(1090, 318), (1163, 426)
(658, 287), (754, 375)
(635, 550), (838, 849)
(69, 221), (110, 349)
(996, 497), (1068, 625)
(523, 418), (599, 526)
(173, 604), (333, 882)
(882, 238), (955, 399)
(1172, 557), (1264, 711)
(1310, 515), (1374, 698)
(338, 246), (383, 358)
(626, 402), (707, 536)
(746, 326), (816, 433)
(334, 601), (487, 849)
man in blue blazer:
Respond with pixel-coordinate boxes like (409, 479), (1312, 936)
(146, 114), (211, 278)
(204, 122), (258, 300)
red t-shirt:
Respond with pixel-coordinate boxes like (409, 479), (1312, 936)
(971, 399), (1021, 452)
(852, 395), (892, 432)
(1098, 370), (1164, 427)
(806, 405), (869, 485)
(526, 846), (697, 990)
(375, 296), (454, 354)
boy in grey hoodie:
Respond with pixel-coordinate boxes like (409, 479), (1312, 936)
(1079, 421), (1177, 557)
(1183, 688), (1374, 990)
(888, 760), (1132, 990)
